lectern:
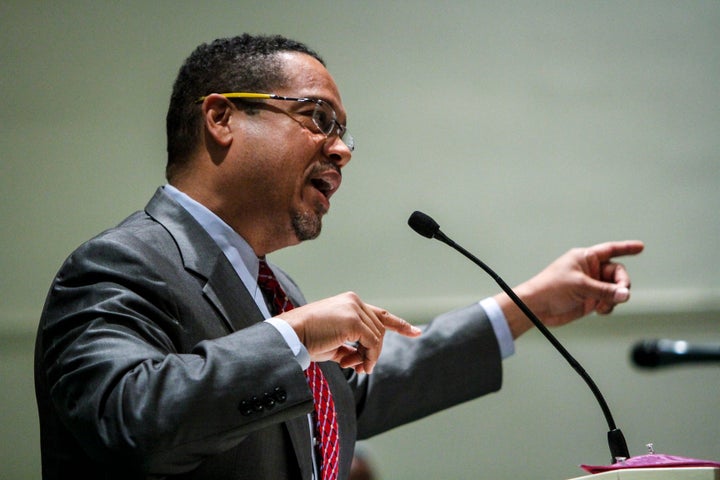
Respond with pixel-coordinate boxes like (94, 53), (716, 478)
(568, 467), (720, 479)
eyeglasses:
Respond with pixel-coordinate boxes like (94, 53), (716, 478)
(196, 92), (355, 151)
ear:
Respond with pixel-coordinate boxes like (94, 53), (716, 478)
(201, 94), (235, 148)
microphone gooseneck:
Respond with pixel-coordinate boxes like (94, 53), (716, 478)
(408, 210), (630, 463)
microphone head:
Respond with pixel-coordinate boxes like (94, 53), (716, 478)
(631, 340), (661, 367)
(408, 211), (440, 239)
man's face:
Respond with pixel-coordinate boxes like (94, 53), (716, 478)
(227, 52), (353, 253)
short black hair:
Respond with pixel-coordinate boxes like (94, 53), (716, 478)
(165, 34), (324, 180)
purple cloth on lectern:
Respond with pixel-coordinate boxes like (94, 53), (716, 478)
(581, 453), (720, 474)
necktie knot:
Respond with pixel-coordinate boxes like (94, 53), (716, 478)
(257, 260), (295, 315)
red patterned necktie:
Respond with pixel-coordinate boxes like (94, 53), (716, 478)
(257, 260), (340, 480)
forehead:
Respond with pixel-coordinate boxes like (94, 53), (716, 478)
(276, 52), (346, 117)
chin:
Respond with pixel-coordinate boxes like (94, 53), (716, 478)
(291, 210), (323, 241)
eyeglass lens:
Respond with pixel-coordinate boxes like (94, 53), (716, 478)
(312, 101), (354, 151)
(312, 101), (337, 136)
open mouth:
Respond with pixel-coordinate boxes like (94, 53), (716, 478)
(311, 177), (333, 198)
(309, 168), (341, 200)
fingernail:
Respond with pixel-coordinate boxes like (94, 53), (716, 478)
(614, 287), (630, 303)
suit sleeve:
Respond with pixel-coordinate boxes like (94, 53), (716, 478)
(36, 232), (314, 475)
(349, 302), (503, 439)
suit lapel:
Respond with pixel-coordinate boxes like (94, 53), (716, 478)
(144, 187), (264, 332)
(202, 257), (266, 332)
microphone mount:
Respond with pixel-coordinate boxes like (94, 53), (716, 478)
(408, 210), (630, 463)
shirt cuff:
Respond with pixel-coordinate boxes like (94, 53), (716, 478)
(479, 297), (515, 359)
(265, 318), (311, 370)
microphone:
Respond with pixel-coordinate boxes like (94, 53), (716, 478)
(632, 339), (720, 368)
(407, 210), (631, 463)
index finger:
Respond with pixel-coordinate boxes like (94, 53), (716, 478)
(588, 240), (645, 262)
(366, 305), (422, 338)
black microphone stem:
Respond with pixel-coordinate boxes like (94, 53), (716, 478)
(431, 229), (630, 462)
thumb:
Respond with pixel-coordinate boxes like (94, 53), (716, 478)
(613, 286), (631, 303)
(587, 278), (631, 305)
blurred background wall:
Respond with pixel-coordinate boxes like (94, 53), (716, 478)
(1, 1), (718, 478)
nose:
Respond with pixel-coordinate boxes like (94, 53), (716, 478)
(324, 134), (352, 168)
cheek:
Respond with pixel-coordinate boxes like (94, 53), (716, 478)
(242, 130), (322, 195)
(266, 160), (310, 205)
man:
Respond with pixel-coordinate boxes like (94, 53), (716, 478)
(34, 34), (644, 479)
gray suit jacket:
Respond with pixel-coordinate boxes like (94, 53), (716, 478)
(35, 187), (503, 479)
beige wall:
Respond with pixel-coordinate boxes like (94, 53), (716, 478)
(2, 1), (718, 478)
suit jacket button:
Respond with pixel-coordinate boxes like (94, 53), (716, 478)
(238, 400), (253, 416)
(263, 393), (276, 409)
(251, 396), (264, 412)
(273, 387), (287, 403)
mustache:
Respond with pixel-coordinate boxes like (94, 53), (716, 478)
(309, 160), (342, 178)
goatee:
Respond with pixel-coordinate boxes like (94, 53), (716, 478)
(291, 207), (324, 241)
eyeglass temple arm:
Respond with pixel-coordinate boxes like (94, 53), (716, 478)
(195, 92), (275, 103)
